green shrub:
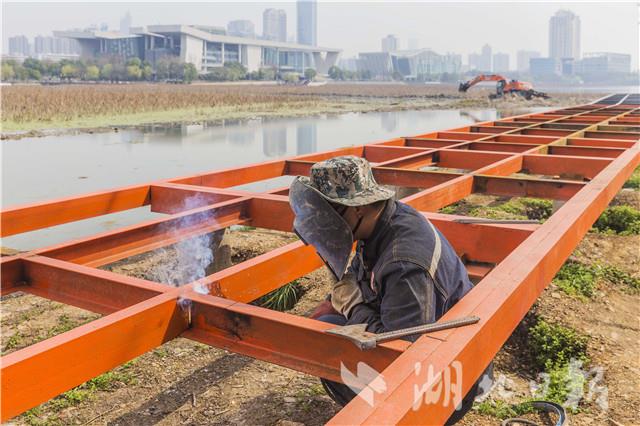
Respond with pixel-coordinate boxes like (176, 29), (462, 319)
(554, 262), (598, 298)
(599, 264), (640, 292)
(520, 198), (554, 220)
(476, 399), (534, 419)
(593, 205), (640, 235)
(256, 280), (304, 311)
(529, 320), (588, 370)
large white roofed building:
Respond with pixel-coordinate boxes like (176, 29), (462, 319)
(55, 24), (340, 74)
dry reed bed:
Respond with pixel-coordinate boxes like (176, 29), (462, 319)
(1, 83), (602, 124)
(1, 84), (320, 123)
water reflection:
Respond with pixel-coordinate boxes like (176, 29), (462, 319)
(262, 126), (287, 157)
(381, 111), (398, 132)
(296, 122), (317, 155)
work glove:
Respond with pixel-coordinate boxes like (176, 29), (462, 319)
(331, 272), (364, 318)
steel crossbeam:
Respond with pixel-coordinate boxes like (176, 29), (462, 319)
(1, 96), (639, 424)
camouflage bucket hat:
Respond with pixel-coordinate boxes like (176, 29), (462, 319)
(298, 156), (395, 207)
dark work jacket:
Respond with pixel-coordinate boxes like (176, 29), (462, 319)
(347, 200), (474, 338)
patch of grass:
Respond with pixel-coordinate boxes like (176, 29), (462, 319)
(554, 261), (640, 297)
(2, 331), (24, 353)
(23, 406), (61, 426)
(231, 225), (256, 231)
(475, 399), (535, 419)
(438, 205), (458, 215)
(553, 262), (598, 298)
(593, 205), (640, 235)
(153, 347), (170, 358)
(87, 363), (138, 391)
(443, 197), (554, 221)
(600, 264), (640, 292)
(49, 388), (93, 411)
(623, 167), (640, 189)
(529, 319), (588, 371)
(256, 280), (304, 311)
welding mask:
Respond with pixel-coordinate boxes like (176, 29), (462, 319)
(290, 177), (353, 281)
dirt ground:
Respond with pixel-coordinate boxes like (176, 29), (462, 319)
(2, 190), (638, 426)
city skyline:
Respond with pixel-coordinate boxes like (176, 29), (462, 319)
(2, 2), (638, 70)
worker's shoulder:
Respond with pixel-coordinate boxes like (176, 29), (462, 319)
(391, 201), (431, 232)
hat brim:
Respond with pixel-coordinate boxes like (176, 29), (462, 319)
(297, 176), (395, 207)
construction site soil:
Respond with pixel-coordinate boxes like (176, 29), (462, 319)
(2, 187), (638, 426)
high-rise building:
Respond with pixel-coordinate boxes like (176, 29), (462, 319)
(492, 53), (509, 72)
(297, 0), (317, 46)
(381, 35), (398, 53)
(120, 11), (132, 35)
(34, 35), (54, 55)
(468, 53), (480, 70)
(516, 50), (541, 72)
(479, 44), (492, 72)
(549, 10), (580, 60)
(574, 52), (632, 75)
(8, 35), (30, 56)
(263, 9), (287, 42)
(227, 20), (255, 38)
(530, 57), (561, 77)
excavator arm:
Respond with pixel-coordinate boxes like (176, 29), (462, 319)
(458, 74), (507, 92)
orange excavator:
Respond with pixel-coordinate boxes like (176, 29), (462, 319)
(458, 74), (549, 100)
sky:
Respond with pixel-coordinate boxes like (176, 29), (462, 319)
(2, 1), (639, 70)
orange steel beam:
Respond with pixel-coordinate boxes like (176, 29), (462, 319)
(21, 256), (166, 314)
(0, 184), (151, 237)
(184, 291), (409, 383)
(1, 99), (638, 424)
(1, 292), (188, 420)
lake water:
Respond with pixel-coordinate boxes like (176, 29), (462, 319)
(2, 108), (542, 250)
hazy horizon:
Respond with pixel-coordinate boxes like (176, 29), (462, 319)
(3, 1), (638, 70)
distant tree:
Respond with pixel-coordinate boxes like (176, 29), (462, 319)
(85, 65), (100, 80)
(283, 73), (299, 83)
(1, 63), (15, 81)
(46, 61), (62, 78)
(183, 63), (198, 83)
(27, 68), (42, 80)
(60, 64), (77, 80)
(156, 60), (169, 80)
(126, 65), (142, 80)
(168, 60), (183, 79)
(142, 65), (153, 80)
(126, 57), (142, 68)
(100, 63), (114, 81)
(204, 67), (228, 81)
(304, 68), (317, 81)
(23, 58), (45, 74)
(112, 63), (127, 82)
(222, 62), (246, 81)
(328, 65), (343, 80)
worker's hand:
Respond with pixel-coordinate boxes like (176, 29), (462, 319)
(309, 299), (339, 320)
(331, 272), (364, 318)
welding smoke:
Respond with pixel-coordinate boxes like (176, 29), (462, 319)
(151, 194), (218, 294)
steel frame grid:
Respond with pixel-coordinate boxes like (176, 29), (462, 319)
(1, 97), (639, 424)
